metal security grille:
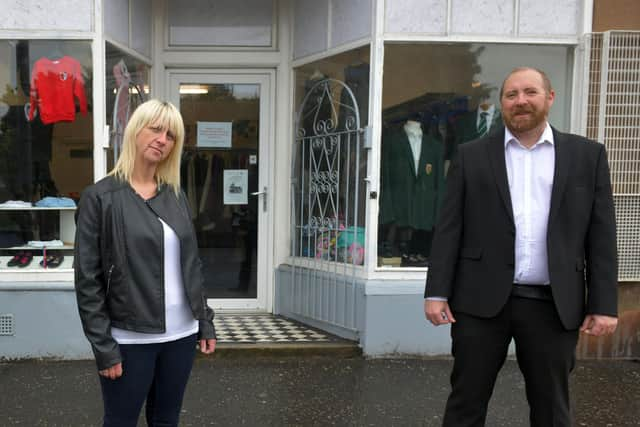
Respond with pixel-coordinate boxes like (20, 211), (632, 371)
(0, 314), (14, 336)
(584, 31), (640, 280)
(289, 78), (367, 332)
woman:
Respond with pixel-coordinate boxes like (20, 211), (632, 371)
(74, 99), (216, 427)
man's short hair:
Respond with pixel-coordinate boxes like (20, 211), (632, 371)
(499, 67), (553, 98)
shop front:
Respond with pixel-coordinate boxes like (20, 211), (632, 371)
(0, 0), (291, 359)
(277, 0), (640, 358)
(0, 1), (638, 360)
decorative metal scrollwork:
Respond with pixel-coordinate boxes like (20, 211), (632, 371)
(296, 79), (360, 138)
(294, 78), (362, 253)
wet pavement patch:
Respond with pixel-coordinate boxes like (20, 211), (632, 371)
(1, 358), (638, 426)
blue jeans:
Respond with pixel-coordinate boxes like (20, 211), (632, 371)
(99, 334), (197, 427)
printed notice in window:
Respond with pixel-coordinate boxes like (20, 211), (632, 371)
(197, 121), (232, 148)
(223, 169), (248, 205)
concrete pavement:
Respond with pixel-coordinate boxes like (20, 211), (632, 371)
(1, 356), (639, 426)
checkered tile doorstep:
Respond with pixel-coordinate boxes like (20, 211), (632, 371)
(214, 315), (333, 344)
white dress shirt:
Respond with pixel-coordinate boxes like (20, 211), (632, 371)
(505, 123), (555, 285)
(404, 120), (422, 176)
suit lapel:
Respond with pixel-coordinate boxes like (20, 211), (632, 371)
(548, 128), (569, 225)
(487, 130), (514, 224)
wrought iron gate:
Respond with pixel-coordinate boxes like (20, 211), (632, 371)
(288, 78), (367, 334)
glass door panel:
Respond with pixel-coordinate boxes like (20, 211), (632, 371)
(170, 73), (270, 310)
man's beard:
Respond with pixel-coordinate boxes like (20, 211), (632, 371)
(504, 106), (547, 133)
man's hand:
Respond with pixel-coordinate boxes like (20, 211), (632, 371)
(99, 362), (123, 380)
(424, 300), (456, 326)
(199, 338), (217, 354)
(580, 314), (617, 336)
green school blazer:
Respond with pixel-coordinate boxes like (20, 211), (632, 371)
(380, 127), (445, 231)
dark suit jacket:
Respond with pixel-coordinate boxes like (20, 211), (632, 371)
(425, 126), (618, 330)
(380, 127), (445, 231)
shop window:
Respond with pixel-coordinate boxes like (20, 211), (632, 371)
(105, 42), (149, 169)
(0, 40), (93, 274)
(291, 46), (370, 265)
(378, 43), (572, 268)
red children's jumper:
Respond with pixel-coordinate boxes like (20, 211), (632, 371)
(29, 55), (88, 124)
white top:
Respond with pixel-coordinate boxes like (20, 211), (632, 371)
(504, 123), (555, 285)
(111, 218), (199, 344)
(404, 120), (422, 175)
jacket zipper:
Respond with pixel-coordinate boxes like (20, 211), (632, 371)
(106, 264), (115, 296)
(144, 199), (167, 331)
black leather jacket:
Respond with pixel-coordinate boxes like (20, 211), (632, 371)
(74, 176), (215, 370)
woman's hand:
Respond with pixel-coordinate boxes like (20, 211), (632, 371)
(199, 338), (217, 354)
(99, 362), (123, 380)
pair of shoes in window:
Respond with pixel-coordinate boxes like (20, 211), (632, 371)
(8, 251), (33, 267)
(400, 253), (430, 267)
(40, 254), (65, 268)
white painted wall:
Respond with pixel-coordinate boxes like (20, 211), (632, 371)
(451, 0), (514, 35)
(104, 0), (152, 59)
(167, 0), (274, 47)
(385, 0), (583, 39)
(293, 0), (329, 59)
(131, 0), (151, 57)
(519, 0), (580, 36)
(385, 0), (447, 34)
(0, 0), (93, 31)
(330, 0), (372, 48)
(104, 0), (129, 46)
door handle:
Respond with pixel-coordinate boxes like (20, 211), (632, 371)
(250, 186), (267, 212)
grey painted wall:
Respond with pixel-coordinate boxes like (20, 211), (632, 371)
(0, 287), (92, 361)
(275, 265), (453, 356)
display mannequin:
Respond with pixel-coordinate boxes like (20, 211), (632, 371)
(379, 119), (444, 266)
(446, 99), (503, 174)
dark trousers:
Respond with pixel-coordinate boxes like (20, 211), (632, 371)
(443, 296), (579, 427)
(99, 334), (197, 427)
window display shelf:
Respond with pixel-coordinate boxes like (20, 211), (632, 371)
(0, 208), (76, 251)
(0, 207), (76, 280)
(5, 245), (74, 250)
(0, 207), (76, 210)
(0, 255), (74, 282)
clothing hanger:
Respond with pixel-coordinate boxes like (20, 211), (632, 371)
(49, 41), (65, 61)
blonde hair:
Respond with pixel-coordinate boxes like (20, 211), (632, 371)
(109, 99), (185, 195)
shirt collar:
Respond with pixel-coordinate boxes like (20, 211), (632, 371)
(504, 122), (554, 149)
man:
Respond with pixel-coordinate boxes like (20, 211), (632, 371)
(424, 67), (618, 427)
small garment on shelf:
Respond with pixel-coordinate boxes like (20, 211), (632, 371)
(0, 200), (33, 208)
(27, 239), (64, 248)
(40, 253), (64, 268)
(35, 197), (76, 208)
(7, 251), (33, 267)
